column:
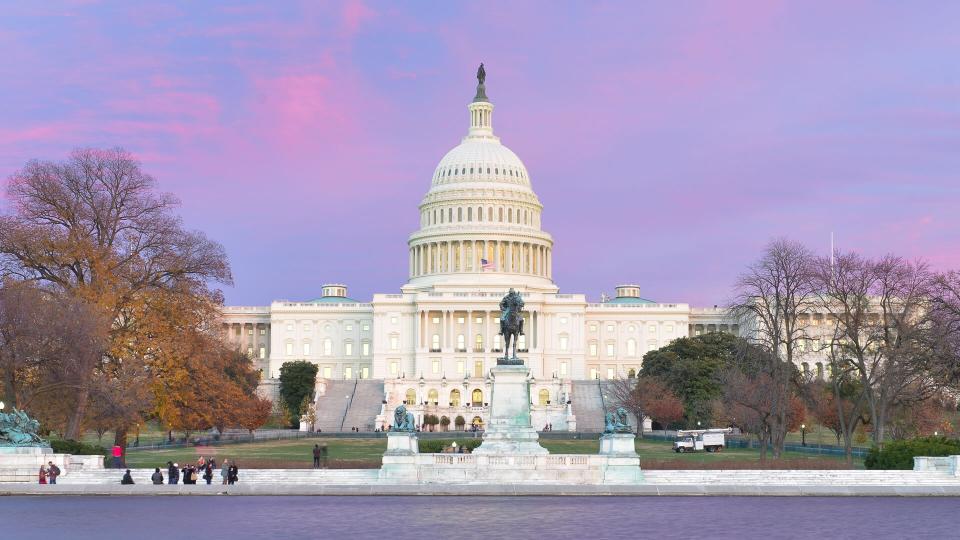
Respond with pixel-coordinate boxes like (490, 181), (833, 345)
(493, 240), (500, 272)
(467, 310), (473, 354)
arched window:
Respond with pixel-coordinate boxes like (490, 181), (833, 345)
(475, 333), (483, 352)
(448, 208), (453, 222)
(538, 389), (550, 406)
(498, 207), (503, 222)
(801, 362), (810, 374)
(431, 334), (440, 351)
(627, 368), (637, 378)
(467, 207), (473, 221)
(472, 389), (483, 406)
(458, 207), (462, 221)
(508, 208), (513, 223)
(816, 362), (824, 379)
(405, 388), (416, 405)
(477, 206), (483, 221)
(427, 389), (438, 404)
(450, 389), (461, 407)
(488, 207), (493, 221)
(627, 339), (637, 357)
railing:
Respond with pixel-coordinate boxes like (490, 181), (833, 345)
(339, 379), (358, 431)
(429, 348), (442, 353)
(473, 347), (484, 353)
(455, 348), (467, 353)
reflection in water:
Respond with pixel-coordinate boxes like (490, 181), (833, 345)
(0, 496), (951, 540)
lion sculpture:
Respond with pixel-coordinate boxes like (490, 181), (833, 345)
(391, 405), (417, 432)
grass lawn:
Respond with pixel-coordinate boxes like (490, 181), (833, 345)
(123, 436), (862, 470)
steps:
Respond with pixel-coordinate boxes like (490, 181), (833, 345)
(313, 380), (357, 432)
(342, 380), (385, 431)
(570, 380), (606, 432)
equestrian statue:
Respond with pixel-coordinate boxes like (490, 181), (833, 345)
(498, 288), (525, 365)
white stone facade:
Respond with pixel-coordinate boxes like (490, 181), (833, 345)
(222, 80), (765, 424)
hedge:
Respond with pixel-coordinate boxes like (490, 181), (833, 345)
(418, 439), (483, 453)
(50, 439), (108, 456)
(864, 437), (960, 470)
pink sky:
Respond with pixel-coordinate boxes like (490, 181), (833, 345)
(1, 1), (958, 305)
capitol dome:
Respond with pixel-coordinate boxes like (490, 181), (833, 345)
(404, 69), (555, 292)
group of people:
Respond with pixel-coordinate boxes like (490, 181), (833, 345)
(542, 423), (555, 431)
(119, 457), (239, 485)
(37, 461), (61, 484)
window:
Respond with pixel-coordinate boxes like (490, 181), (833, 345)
(457, 334), (465, 350)
(432, 317), (440, 324)
(606, 343), (615, 357)
(450, 389), (461, 407)
(474, 360), (484, 377)
(559, 335), (569, 351)
(362, 324), (370, 331)
(344, 366), (353, 379)
(405, 388), (416, 404)
(258, 346), (266, 359)
(390, 361), (399, 375)
(432, 359), (441, 374)
(428, 389), (438, 403)
(649, 326), (656, 334)
(457, 316), (465, 324)
(627, 339), (637, 357)
(303, 342), (311, 356)
(362, 342), (370, 356)
(345, 342), (353, 356)
(456, 360), (464, 374)
(346, 324), (353, 331)
(606, 324), (614, 333)
(607, 368), (615, 380)
(538, 389), (550, 406)
(322, 366), (332, 378)
(246, 347), (253, 357)
(590, 368), (599, 380)
(285, 342), (294, 356)
(518, 334), (526, 350)
(628, 325), (635, 333)
(589, 324), (597, 332)
(303, 324), (311, 332)
(391, 316), (398, 325)
(361, 367), (369, 379)
(665, 325), (674, 334)
(475, 317), (483, 324)
(392, 334), (401, 351)
(260, 328), (266, 335)
(560, 317), (568, 325)
(286, 323), (293, 331)
(589, 342), (598, 357)
(430, 334), (440, 351)
(248, 329), (253, 335)
(472, 389), (483, 406)
(560, 361), (568, 377)
(323, 338), (332, 356)
(475, 334), (483, 351)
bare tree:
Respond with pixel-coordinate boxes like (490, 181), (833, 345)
(729, 238), (816, 457)
(0, 148), (232, 440)
(608, 376), (683, 437)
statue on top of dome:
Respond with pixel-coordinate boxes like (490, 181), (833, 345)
(477, 62), (486, 85)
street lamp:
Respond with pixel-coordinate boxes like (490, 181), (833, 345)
(801, 424), (807, 447)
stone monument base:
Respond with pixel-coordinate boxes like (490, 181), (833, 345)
(598, 433), (642, 483)
(379, 432), (419, 482)
(474, 364), (548, 455)
(379, 453), (641, 485)
(599, 433), (638, 455)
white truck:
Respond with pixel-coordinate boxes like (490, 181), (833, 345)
(672, 428), (732, 453)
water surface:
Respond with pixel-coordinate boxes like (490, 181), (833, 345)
(0, 496), (952, 539)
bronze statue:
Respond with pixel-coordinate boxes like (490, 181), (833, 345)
(0, 407), (47, 447)
(604, 407), (633, 434)
(498, 288), (524, 364)
(391, 405), (416, 432)
(477, 62), (486, 85)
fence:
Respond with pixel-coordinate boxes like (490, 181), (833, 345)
(642, 430), (869, 458)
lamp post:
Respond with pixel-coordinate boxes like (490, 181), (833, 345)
(801, 424), (807, 447)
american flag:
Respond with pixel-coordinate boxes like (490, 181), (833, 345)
(481, 258), (496, 271)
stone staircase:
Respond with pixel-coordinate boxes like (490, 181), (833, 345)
(313, 380), (357, 431)
(342, 380), (385, 431)
(570, 380), (606, 432)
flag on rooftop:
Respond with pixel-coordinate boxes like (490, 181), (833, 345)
(481, 258), (496, 271)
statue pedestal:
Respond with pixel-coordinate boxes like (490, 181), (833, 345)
(380, 432), (419, 482)
(0, 446), (103, 483)
(599, 433), (638, 456)
(385, 432), (419, 456)
(473, 365), (548, 455)
(598, 433), (642, 484)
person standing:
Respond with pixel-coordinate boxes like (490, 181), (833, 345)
(38, 465), (47, 484)
(313, 444), (321, 469)
(111, 445), (123, 468)
(221, 460), (230, 485)
(169, 462), (180, 485)
(202, 461), (213, 485)
(47, 461), (60, 484)
(151, 468), (164, 485)
(228, 462), (238, 485)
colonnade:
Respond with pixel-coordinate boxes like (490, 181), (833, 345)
(409, 240), (551, 278)
(414, 309), (540, 353)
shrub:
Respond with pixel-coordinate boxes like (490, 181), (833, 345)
(864, 437), (960, 470)
(50, 439), (107, 456)
(418, 439), (483, 453)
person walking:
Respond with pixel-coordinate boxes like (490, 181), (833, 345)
(46, 461), (60, 484)
(151, 468), (164, 485)
(202, 462), (213, 485)
(111, 445), (123, 468)
(38, 465), (47, 485)
(121, 469), (135, 485)
(313, 444), (321, 469)
(221, 460), (230, 485)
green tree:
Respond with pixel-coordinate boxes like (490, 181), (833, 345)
(640, 332), (739, 427)
(278, 361), (318, 428)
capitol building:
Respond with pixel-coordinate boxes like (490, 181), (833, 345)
(222, 74), (738, 431)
